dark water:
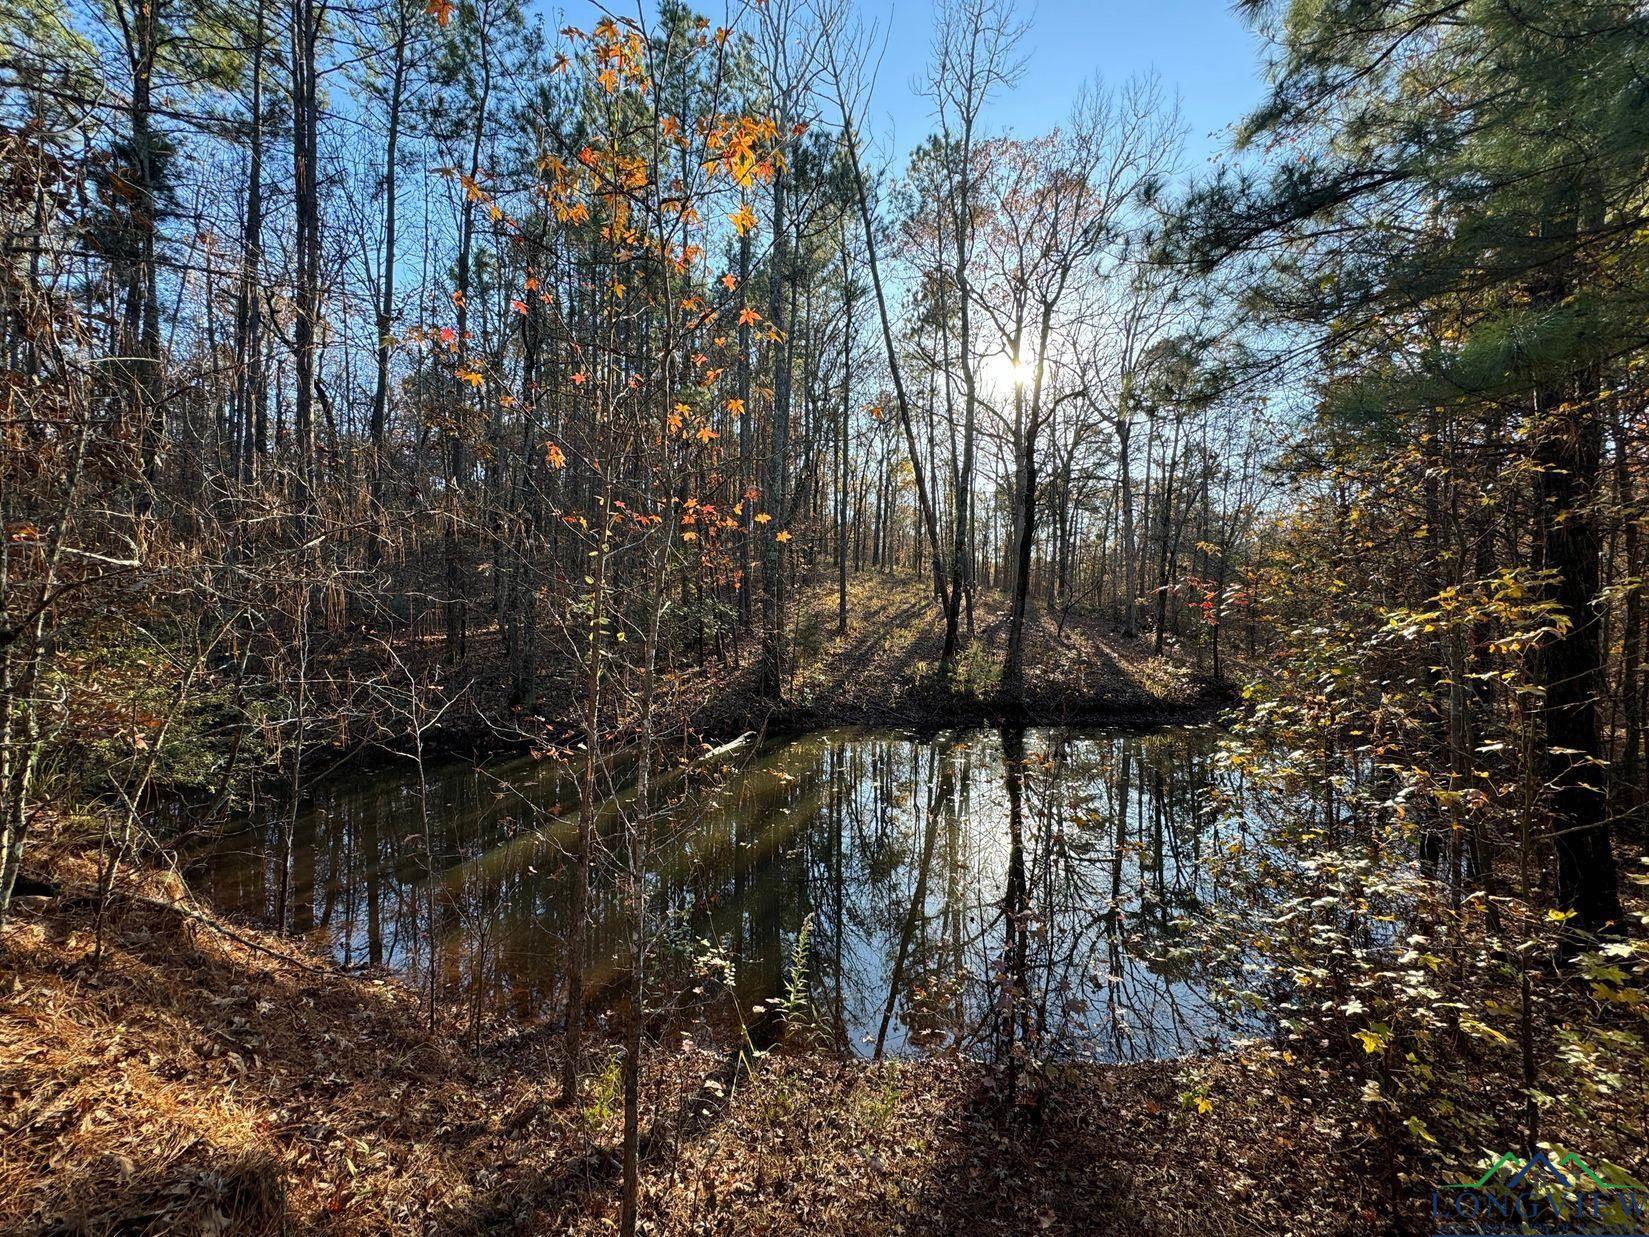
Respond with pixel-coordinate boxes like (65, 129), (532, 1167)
(195, 726), (1254, 1061)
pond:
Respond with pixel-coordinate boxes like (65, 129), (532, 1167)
(194, 726), (1256, 1062)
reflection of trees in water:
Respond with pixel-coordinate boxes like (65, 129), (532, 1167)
(789, 727), (1251, 1062)
(196, 726), (1250, 1061)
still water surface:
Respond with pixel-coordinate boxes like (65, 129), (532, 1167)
(197, 726), (1253, 1061)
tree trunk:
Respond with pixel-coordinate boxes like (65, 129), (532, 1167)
(561, 478), (611, 1102)
(369, 9), (408, 536)
(760, 169), (791, 699)
(1534, 391), (1622, 940)
(290, 0), (322, 503)
(233, 9), (266, 482)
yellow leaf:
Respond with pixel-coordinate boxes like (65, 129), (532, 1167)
(1353, 1029), (1388, 1055)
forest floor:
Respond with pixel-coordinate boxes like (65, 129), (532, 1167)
(753, 573), (1230, 731)
(1, 847), (1391, 1236)
(468, 573), (1234, 752)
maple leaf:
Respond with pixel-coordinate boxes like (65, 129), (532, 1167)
(511, 299), (527, 314)
(728, 204), (757, 236)
(695, 425), (718, 443)
(426, 0), (454, 26)
(545, 442), (567, 469)
(721, 273), (738, 291)
(457, 368), (484, 386)
(737, 307), (761, 326)
(725, 398), (745, 416)
(754, 512), (772, 524)
(775, 530), (792, 542)
(570, 371), (588, 386)
(439, 326), (457, 346)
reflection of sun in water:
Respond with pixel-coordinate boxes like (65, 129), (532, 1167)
(981, 351), (1031, 395)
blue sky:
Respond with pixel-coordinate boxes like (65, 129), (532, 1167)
(557, 0), (1274, 176)
(857, 0), (1271, 172)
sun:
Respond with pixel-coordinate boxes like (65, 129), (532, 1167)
(980, 351), (1031, 396)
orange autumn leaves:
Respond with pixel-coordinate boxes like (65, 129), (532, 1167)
(422, 11), (793, 551)
(678, 497), (790, 548)
(547, 17), (783, 241)
(425, 8), (784, 362)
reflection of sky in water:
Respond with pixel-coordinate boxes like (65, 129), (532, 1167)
(195, 726), (1259, 1062)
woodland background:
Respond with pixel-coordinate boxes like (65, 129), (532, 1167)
(2, 0), (1648, 1232)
